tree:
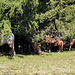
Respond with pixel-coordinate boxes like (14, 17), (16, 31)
(0, 0), (75, 53)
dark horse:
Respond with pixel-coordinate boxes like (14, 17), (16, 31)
(32, 41), (46, 55)
(0, 33), (16, 57)
(43, 36), (63, 52)
(32, 42), (43, 54)
(63, 39), (75, 51)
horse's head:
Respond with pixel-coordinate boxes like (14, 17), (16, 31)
(43, 37), (51, 43)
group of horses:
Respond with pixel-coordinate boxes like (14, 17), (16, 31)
(33, 35), (75, 54)
(0, 33), (75, 56)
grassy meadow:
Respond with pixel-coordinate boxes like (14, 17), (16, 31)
(0, 51), (75, 75)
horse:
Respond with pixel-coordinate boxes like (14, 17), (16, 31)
(43, 37), (63, 53)
(62, 40), (70, 51)
(69, 39), (75, 51)
(50, 39), (63, 52)
(0, 33), (16, 57)
(32, 41), (47, 55)
(62, 39), (75, 51)
(32, 42), (43, 54)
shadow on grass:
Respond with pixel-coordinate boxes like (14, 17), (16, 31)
(8, 56), (13, 59)
(0, 53), (14, 59)
(0, 48), (75, 59)
(63, 47), (75, 51)
(16, 52), (52, 58)
(17, 55), (24, 58)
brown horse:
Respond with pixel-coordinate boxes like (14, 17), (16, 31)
(69, 39), (75, 51)
(43, 37), (63, 53)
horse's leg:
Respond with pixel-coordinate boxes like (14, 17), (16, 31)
(58, 41), (63, 52)
(12, 45), (16, 57)
(69, 42), (74, 51)
(49, 49), (51, 53)
(47, 47), (51, 53)
(69, 45), (72, 51)
(49, 43), (52, 53)
(9, 41), (16, 57)
(47, 43), (51, 53)
(12, 41), (16, 57)
(58, 43), (63, 52)
(61, 41), (63, 51)
(9, 47), (16, 57)
(58, 46), (62, 52)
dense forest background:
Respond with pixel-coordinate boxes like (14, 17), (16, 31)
(0, 0), (75, 54)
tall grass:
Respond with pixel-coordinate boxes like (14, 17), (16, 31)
(0, 51), (75, 75)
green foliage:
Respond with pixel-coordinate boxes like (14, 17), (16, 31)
(56, 4), (75, 40)
(0, 20), (12, 39)
(0, 0), (75, 42)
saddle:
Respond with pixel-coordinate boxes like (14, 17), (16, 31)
(44, 37), (56, 43)
(50, 38), (57, 43)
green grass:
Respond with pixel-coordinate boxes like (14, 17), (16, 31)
(0, 51), (75, 75)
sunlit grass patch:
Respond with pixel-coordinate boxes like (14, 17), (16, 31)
(0, 51), (75, 75)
